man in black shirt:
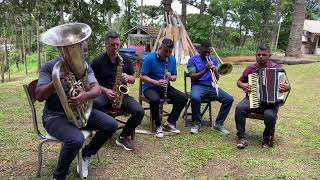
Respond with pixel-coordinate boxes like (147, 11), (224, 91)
(91, 32), (144, 151)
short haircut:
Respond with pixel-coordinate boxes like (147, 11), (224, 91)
(160, 38), (174, 50)
(200, 41), (212, 49)
(105, 31), (120, 42)
(256, 44), (271, 54)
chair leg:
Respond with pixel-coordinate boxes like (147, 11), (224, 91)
(77, 150), (84, 179)
(96, 150), (101, 163)
(270, 128), (275, 147)
(37, 141), (45, 177)
(151, 105), (156, 133)
(209, 102), (212, 127)
(184, 100), (191, 127)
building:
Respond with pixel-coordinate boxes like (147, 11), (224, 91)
(301, 20), (320, 55)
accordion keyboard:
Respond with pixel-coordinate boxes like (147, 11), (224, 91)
(248, 73), (260, 109)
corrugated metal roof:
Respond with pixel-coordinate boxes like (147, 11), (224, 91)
(304, 20), (320, 34)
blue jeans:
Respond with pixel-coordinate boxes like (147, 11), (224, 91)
(191, 84), (234, 125)
(43, 109), (118, 180)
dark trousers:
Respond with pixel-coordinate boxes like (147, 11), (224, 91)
(43, 109), (118, 180)
(235, 98), (279, 139)
(93, 94), (144, 137)
(143, 85), (188, 127)
(191, 85), (234, 125)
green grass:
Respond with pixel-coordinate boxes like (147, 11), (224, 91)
(0, 54), (320, 179)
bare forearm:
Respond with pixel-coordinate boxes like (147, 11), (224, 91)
(190, 68), (211, 81)
(140, 75), (159, 86)
(85, 84), (101, 99)
(35, 82), (55, 102)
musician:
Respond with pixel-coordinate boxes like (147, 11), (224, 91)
(91, 32), (144, 151)
(235, 44), (290, 149)
(140, 38), (188, 138)
(187, 41), (234, 134)
(35, 42), (118, 180)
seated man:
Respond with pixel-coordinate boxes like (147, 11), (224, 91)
(91, 32), (144, 151)
(140, 38), (188, 138)
(187, 41), (234, 135)
(36, 51), (118, 179)
(235, 44), (290, 149)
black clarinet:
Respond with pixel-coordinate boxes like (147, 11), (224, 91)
(163, 57), (169, 102)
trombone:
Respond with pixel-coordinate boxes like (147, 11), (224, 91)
(211, 47), (233, 76)
(205, 47), (233, 96)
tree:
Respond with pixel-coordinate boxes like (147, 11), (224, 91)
(142, 5), (162, 25)
(186, 14), (214, 43)
(181, 0), (187, 25)
(285, 0), (307, 57)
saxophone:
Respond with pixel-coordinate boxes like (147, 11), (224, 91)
(112, 52), (129, 109)
(40, 23), (93, 128)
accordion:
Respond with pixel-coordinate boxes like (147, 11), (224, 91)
(248, 68), (290, 109)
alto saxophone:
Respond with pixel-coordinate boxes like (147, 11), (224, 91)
(112, 52), (129, 109)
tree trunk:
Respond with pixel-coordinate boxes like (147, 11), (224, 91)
(125, 0), (131, 30)
(36, 19), (41, 72)
(59, 5), (64, 24)
(163, 0), (173, 14)
(181, 0), (187, 26)
(140, 0), (143, 26)
(285, 0), (306, 57)
(271, 0), (281, 49)
(2, 24), (8, 82)
(22, 26), (27, 75)
(28, 27), (32, 55)
(44, 16), (47, 63)
(220, 14), (227, 49)
(200, 0), (205, 14)
(108, 11), (113, 31)
(0, 52), (4, 83)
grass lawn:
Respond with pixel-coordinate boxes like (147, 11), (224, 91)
(0, 60), (319, 179)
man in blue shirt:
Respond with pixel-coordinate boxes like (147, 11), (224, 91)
(187, 41), (234, 134)
(140, 38), (188, 138)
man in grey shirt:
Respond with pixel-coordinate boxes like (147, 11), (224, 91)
(36, 57), (118, 180)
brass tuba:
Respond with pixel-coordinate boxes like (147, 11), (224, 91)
(41, 23), (92, 128)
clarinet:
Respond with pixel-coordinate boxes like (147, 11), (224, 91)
(163, 57), (169, 102)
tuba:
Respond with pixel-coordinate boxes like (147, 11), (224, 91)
(41, 23), (92, 128)
(112, 52), (129, 109)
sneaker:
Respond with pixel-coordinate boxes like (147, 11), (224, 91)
(155, 126), (164, 138)
(213, 123), (230, 135)
(190, 124), (201, 134)
(236, 138), (248, 149)
(116, 136), (135, 151)
(77, 156), (90, 179)
(163, 122), (180, 134)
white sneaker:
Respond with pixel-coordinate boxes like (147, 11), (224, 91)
(163, 122), (181, 134)
(77, 156), (90, 179)
(155, 126), (164, 138)
(190, 124), (201, 134)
